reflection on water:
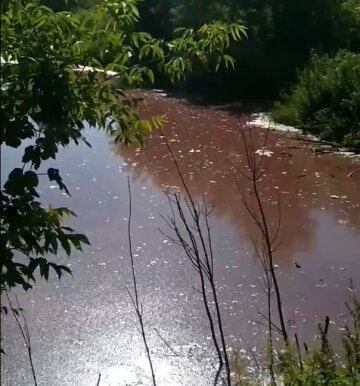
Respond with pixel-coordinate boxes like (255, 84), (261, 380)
(1, 92), (360, 385)
(121, 92), (360, 265)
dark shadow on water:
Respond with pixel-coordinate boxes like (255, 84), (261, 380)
(150, 88), (274, 117)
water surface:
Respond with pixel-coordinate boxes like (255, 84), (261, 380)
(2, 92), (360, 385)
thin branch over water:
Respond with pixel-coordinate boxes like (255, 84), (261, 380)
(5, 292), (38, 386)
(126, 176), (157, 386)
(160, 129), (232, 385)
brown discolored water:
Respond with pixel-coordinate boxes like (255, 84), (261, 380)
(1, 92), (360, 385)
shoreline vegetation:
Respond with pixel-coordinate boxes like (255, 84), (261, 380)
(149, 88), (360, 160)
(273, 51), (360, 151)
(39, 0), (360, 148)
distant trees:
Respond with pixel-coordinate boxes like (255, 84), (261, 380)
(138, 0), (360, 98)
(136, 0), (360, 146)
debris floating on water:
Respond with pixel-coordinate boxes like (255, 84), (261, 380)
(255, 148), (274, 157)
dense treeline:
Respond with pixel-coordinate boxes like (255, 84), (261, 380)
(136, 0), (360, 148)
(138, 0), (360, 98)
(33, 0), (360, 142)
(40, 0), (360, 99)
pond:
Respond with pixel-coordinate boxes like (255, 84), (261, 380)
(2, 92), (360, 386)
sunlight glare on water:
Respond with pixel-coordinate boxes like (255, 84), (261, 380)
(1, 92), (360, 385)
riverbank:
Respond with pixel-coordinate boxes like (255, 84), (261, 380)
(249, 112), (360, 161)
(152, 89), (360, 162)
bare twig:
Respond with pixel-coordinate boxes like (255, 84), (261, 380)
(295, 333), (304, 373)
(237, 125), (288, 344)
(231, 124), (292, 384)
(153, 328), (179, 357)
(160, 130), (231, 385)
(5, 292), (38, 386)
(257, 312), (283, 336)
(168, 193), (224, 385)
(126, 177), (157, 386)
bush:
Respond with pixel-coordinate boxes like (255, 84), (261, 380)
(273, 50), (360, 149)
(277, 300), (360, 386)
(230, 299), (360, 385)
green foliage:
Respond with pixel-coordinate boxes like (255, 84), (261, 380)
(273, 50), (360, 149)
(1, 0), (244, 291)
(230, 299), (360, 385)
(138, 0), (360, 99)
(341, 0), (360, 43)
(277, 301), (360, 385)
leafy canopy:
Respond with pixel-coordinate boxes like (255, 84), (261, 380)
(0, 0), (245, 291)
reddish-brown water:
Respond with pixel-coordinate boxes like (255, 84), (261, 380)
(1, 92), (360, 385)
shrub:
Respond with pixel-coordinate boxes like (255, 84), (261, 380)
(273, 50), (360, 149)
(230, 299), (360, 385)
(277, 300), (360, 386)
